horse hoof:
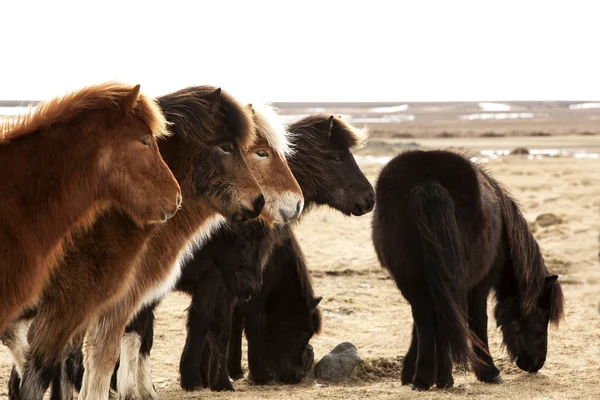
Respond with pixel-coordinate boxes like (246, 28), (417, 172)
(411, 384), (430, 391)
(490, 375), (504, 384)
(181, 384), (204, 392)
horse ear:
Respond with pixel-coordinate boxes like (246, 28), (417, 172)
(207, 88), (222, 121)
(123, 84), (141, 113)
(321, 115), (335, 139)
(209, 87), (222, 102)
(545, 275), (559, 287)
(310, 296), (323, 310)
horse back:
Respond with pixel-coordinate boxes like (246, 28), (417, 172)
(373, 150), (503, 289)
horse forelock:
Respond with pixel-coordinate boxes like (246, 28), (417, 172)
(0, 82), (165, 143)
(332, 115), (369, 149)
(157, 86), (256, 150)
(134, 93), (170, 140)
(220, 91), (256, 150)
(250, 102), (293, 156)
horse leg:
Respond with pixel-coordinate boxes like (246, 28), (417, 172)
(19, 307), (81, 400)
(434, 324), (454, 388)
(227, 304), (244, 380)
(65, 330), (85, 394)
(401, 323), (417, 385)
(2, 319), (30, 399)
(115, 332), (141, 400)
(49, 358), (74, 400)
(244, 301), (274, 384)
(199, 336), (210, 389)
(468, 282), (502, 383)
(411, 298), (436, 391)
(179, 287), (214, 391)
(80, 309), (129, 400)
(9, 364), (21, 400)
(136, 306), (158, 400)
(207, 301), (234, 391)
(114, 303), (154, 400)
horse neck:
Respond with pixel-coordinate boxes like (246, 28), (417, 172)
(1, 128), (102, 255)
(132, 139), (224, 297)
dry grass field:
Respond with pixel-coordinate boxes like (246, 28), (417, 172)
(1, 135), (599, 399)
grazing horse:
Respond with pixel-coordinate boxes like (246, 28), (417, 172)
(229, 233), (322, 386)
(371, 150), (565, 390)
(0, 82), (181, 337)
(63, 113), (372, 395)
(168, 114), (374, 390)
(107, 101), (304, 399)
(4, 86), (264, 400)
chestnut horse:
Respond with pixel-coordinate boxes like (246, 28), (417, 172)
(372, 150), (565, 390)
(6, 94), (303, 400)
(0, 82), (181, 336)
(109, 101), (304, 399)
(110, 114), (374, 393)
(4, 86), (263, 400)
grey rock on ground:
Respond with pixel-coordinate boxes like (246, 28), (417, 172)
(314, 342), (361, 381)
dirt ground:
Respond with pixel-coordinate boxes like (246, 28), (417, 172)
(1, 136), (599, 399)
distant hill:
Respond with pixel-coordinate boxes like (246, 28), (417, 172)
(1, 100), (598, 138)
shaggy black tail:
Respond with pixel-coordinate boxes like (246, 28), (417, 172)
(409, 181), (483, 369)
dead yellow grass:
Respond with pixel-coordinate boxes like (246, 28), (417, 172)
(1, 137), (599, 399)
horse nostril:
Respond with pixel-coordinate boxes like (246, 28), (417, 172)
(253, 195), (265, 214)
(296, 201), (303, 216)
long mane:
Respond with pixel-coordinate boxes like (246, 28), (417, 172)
(0, 82), (169, 144)
(486, 172), (564, 322)
(157, 86), (255, 149)
(249, 102), (293, 156)
(289, 114), (368, 150)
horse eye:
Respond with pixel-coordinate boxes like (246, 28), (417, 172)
(220, 144), (233, 153)
(256, 150), (269, 158)
(332, 154), (342, 162)
(141, 136), (151, 146)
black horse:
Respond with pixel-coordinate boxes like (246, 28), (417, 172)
(93, 114), (373, 394)
(227, 232), (323, 385)
(371, 150), (565, 391)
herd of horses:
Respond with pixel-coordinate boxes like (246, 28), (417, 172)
(0, 82), (564, 399)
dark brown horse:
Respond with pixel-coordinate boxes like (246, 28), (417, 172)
(371, 150), (565, 390)
(108, 101), (304, 399)
(0, 82), (181, 337)
(4, 86), (264, 400)
(105, 114), (375, 395)
(227, 115), (376, 386)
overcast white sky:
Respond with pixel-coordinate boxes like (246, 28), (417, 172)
(1, 0), (599, 102)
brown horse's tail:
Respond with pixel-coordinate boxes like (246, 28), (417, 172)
(409, 181), (487, 369)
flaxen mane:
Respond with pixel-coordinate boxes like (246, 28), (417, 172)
(157, 86), (256, 149)
(249, 102), (294, 156)
(0, 82), (169, 143)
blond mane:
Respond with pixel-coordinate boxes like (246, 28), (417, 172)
(249, 102), (294, 156)
(0, 82), (169, 144)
